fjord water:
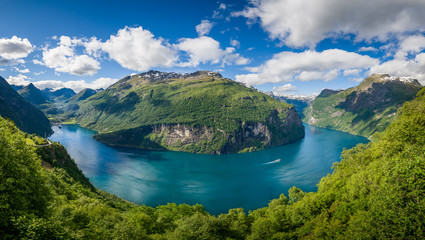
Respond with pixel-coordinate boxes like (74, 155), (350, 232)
(49, 124), (368, 215)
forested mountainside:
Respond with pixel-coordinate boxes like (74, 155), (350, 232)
(0, 76), (52, 136)
(303, 74), (422, 138)
(62, 71), (305, 154)
(2, 83), (425, 239)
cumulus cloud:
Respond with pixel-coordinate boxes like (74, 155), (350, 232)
(230, 39), (240, 48)
(31, 77), (118, 92)
(358, 47), (378, 53)
(343, 69), (361, 76)
(233, 0), (425, 48)
(367, 34), (425, 84)
(176, 36), (249, 67)
(369, 54), (425, 84)
(6, 74), (31, 86)
(7, 76), (118, 93)
(102, 27), (177, 72)
(394, 35), (425, 59)
(0, 36), (34, 59)
(32, 27), (248, 75)
(272, 83), (296, 95)
(36, 36), (100, 76)
(196, 20), (214, 36)
(14, 67), (30, 73)
(38, 44), (100, 76)
(236, 49), (378, 85)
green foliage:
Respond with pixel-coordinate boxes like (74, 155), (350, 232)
(303, 74), (422, 138)
(60, 71), (302, 154)
(2, 87), (425, 238)
(0, 76), (53, 136)
(0, 117), (52, 237)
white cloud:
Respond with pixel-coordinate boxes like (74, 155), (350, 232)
(236, 49), (378, 85)
(102, 27), (177, 72)
(14, 67), (30, 73)
(358, 47), (378, 53)
(38, 43), (100, 76)
(7, 77), (119, 93)
(84, 37), (104, 57)
(230, 39), (240, 48)
(0, 36), (34, 59)
(32, 27), (248, 75)
(367, 34), (425, 84)
(35, 36), (100, 76)
(30, 77), (118, 92)
(196, 20), (214, 36)
(233, 0), (425, 48)
(176, 36), (250, 67)
(219, 3), (227, 10)
(394, 35), (425, 59)
(343, 69), (361, 76)
(272, 83), (296, 95)
(369, 53), (425, 84)
(6, 74), (31, 86)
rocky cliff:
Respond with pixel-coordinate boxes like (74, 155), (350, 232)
(303, 74), (422, 138)
(67, 70), (305, 154)
(95, 107), (304, 154)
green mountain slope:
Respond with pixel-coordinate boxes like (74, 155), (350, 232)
(0, 76), (52, 136)
(42, 87), (76, 102)
(65, 71), (305, 154)
(67, 88), (96, 102)
(303, 74), (422, 138)
(18, 83), (49, 106)
(2, 84), (425, 239)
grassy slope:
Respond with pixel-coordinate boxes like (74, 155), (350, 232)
(2, 87), (425, 238)
(62, 72), (302, 153)
(303, 74), (422, 138)
(72, 73), (291, 133)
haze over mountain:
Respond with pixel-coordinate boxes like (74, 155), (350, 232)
(303, 74), (423, 137)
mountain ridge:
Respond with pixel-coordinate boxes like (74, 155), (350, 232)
(303, 74), (422, 137)
(62, 70), (305, 154)
(0, 76), (52, 136)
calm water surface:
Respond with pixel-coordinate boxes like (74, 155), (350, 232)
(49, 124), (368, 215)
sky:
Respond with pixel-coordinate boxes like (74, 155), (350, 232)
(1, 0), (425, 95)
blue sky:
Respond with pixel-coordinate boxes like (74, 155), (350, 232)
(1, 0), (425, 95)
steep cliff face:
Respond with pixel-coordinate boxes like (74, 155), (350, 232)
(95, 107), (304, 154)
(303, 74), (422, 138)
(83, 71), (305, 154)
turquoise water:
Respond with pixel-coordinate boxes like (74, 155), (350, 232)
(49, 124), (368, 215)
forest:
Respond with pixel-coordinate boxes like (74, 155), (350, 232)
(1, 88), (425, 239)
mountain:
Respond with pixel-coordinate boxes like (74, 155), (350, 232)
(65, 70), (305, 154)
(2, 84), (425, 239)
(18, 83), (49, 106)
(10, 84), (24, 91)
(303, 74), (422, 137)
(273, 94), (316, 119)
(49, 87), (76, 101)
(41, 87), (76, 102)
(0, 76), (52, 136)
(67, 88), (96, 102)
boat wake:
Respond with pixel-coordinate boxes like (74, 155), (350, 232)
(264, 159), (281, 165)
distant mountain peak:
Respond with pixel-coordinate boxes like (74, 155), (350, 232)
(360, 74), (422, 91)
(130, 70), (222, 82)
